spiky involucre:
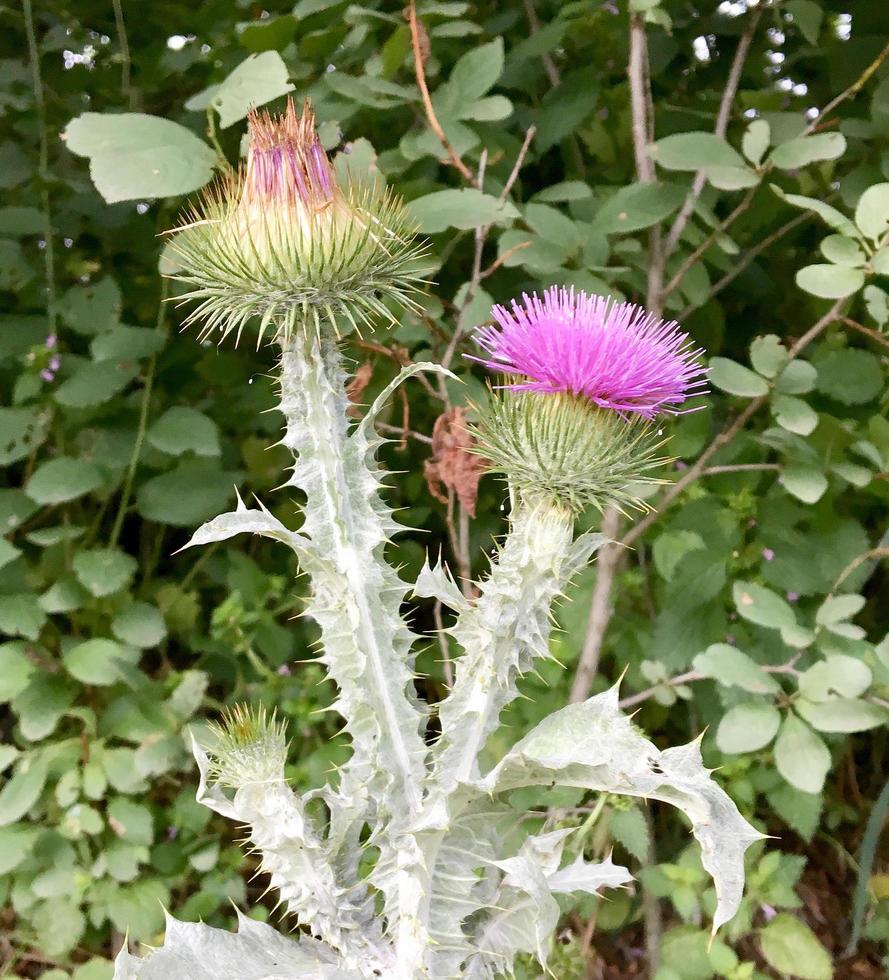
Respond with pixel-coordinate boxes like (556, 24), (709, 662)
(167, 99), (426, 346)
(205, 704), (288, 788)
(472, 387), (669, 513)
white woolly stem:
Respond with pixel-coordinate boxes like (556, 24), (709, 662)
(276, 329), (430, 974)
(414, 495), (601, 975)
(432, 496), (589, 794)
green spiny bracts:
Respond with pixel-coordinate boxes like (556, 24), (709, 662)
(472, 387), (669, 514)
(167, 98), (426, 346)
(204, 704), (288, 788)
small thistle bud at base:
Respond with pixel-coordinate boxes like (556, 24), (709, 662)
(472, 388), (669, 515)
(205, 705), (288, 789)
(168, 98), (427, 347)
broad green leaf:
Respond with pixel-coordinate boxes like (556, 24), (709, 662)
(854, 182), (889, 240)
(795, 263), (865, 299)
(532, 181), (592, 203)
(147, 407), (221, 457)
(769, 132), (845, 169)
(595, 182), (685, 234)
(773, 714), (830, 794)
(798, 655), (871, 701)
(64, 638), (138, 686)
(0, 753), (48, 826)
(775, 359), (817, 394)
(692, 644), (780, 695)
(733, 580), (796, 631)
(864, 284), (889, 325)
(73, 548), (138, 597)
(742, 118), (770, 166)
(136, 461), (241, 526)
(652, 529), (705, 581)
(523, 203), (582, 250)
(534, 71), (598, 153)
(716, 702), (781, 754)
(772, 186), (860, 238)
(0, 593), (46, 640)
(780, 465), (828, 504)
(871, 247), (889, 275)
(750, 335), (788, 378)
(184, 52), (293, 128)
(449, 38), (503, 101)
(237, 15), (297, 53)
(26, 456), (103, 505)
(786, 0), (823, 44)
(815, 593), (865, 626)
(0, 406), (49, 465)
(56, 276), (121, 335)
(759, 913), (831, 980)
(815, 349), (883, 404)
(650, 132), (744, 170)
(796, 697), (889, 732)
(704, 165), (759, 190)
(609, 806), (649, 862)
(819, 234), (865, 266)
(407, 189), (519, 233)
(772, 394), (818, 436)
(64, 113), (217, 203)
(0, 205), (45, 235)
(107, 797), (155, 845)
(91, 326), (165, 361)
(31, 898), (86, 958)
(12, 674), (75, 742)
(54, 358), (140, 408)
(0, 642), (36, 702)
(708, 357), (768, 397)
(40, 575), (91, 614)
(112, 602), (168, 648)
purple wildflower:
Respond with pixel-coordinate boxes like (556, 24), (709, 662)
(473, 287), (707, 419)
(762, 547), (775, 562)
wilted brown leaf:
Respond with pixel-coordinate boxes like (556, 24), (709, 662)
(346, 361), (374, 417)
(423, 407), (487, 517)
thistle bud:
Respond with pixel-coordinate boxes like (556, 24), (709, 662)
(205, 705), (288, 788)
(469, 287), (707, 512)
(169, 99), (425, 346)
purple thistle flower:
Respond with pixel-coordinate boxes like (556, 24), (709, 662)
(472, 287), (707, 419)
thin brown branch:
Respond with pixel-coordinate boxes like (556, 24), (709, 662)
(522, 0), (561, 87)
(622, 298), (845, 550)
(569, 508), (623, 703)
(702, 463), (780, 475)
(618, 658), (801, 711)
(806, 39), (889, 135)
(661, 184), (757, 302)
(843, 318), (889, 352)
(480, 239), (532, 280)
(376, 422), (433, 445)
(678, 211), (810, 319)
(353, 337), (444, 401)
(663, 9), (761, 259)
(407, 1), (475, 184)
(827, 547), (889, 599)
(500, 125), (537, 202)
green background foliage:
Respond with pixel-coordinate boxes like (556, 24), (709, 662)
(2, 0), (889, 977)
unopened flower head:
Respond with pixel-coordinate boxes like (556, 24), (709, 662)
(470, 287), (706, 512)
(169, 98), (426, 346)
(473, 287), (707, 418)
(205, 704), (288, 789)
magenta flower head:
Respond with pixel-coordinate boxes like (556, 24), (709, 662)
(470, 287), (707, 513)
(474, 287), (706, 418)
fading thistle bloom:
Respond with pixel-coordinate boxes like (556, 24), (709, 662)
(169, 99), (426, 346)
(470, 287), (707, 512)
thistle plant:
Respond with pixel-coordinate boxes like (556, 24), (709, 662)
(114, 104), (760, 980)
